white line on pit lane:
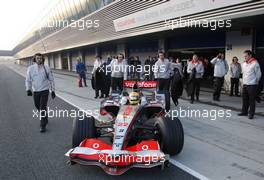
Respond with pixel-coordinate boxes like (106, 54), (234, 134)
(10, 66), (210, 180)
(169, 159), (210, 180)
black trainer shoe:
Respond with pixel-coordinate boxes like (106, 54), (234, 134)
(40, 126), (46, 133)
(238, 113), (248, 116)
(248, 114), (254, 119)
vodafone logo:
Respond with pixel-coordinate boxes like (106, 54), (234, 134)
(123, 81), (158, 88)
(142, 145), (149, 150)
(93, 143), (100, 149)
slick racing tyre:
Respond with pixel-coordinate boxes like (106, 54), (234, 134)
(72, 116), (97, 148)
(155, 116), (184, 155)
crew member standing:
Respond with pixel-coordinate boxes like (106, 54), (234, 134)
(108, 53), (127, 92)
(211, 53), (229, 101)
(154, 51), (172, 91)
(238, 50), (262, 119)
(92, 55), (105, 98)
(25, 53), (56, 133)
(76, 58), (87, 87)
(171, 58), (184, 106)
(229, 56), (242, 96)
(104, 56), (112, 98)
(187, 55), (204, 104)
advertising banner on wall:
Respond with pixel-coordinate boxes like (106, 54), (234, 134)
(113, 0), (252, 32)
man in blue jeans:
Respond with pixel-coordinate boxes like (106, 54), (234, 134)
(76, 58), (87, 87)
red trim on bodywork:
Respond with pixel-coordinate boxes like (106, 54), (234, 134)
(70, 139), (162, 166)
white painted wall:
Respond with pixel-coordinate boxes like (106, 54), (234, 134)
(71, 52), (80, 72)
(54, 53), (62, 69)
(48, 55), (54, 69)
(225, 29), (253, 91)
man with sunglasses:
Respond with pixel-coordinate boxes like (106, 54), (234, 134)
(25, 53), (56, 132)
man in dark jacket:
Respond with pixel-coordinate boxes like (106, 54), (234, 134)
(104, 56), (112, 97)
(76, 58), (87, 87)
(171, 59), (183, 106)
(92, 55), (106, 98)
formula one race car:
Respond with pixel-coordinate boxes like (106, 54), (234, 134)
(65, 81), (184, 175)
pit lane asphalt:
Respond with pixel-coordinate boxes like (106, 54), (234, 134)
(0, 65), (198, 180)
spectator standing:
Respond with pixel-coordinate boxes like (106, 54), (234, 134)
(108, 53), (128, 91)
(154, 51), (172, 91)
(187, 55), (204, 104)
(76, 58), (87, 87)
(150, 57), (156, 80)
(92, 55), (105, 98)
(211, 53), (229, 101)
(103, 56), (112, 98)
(171, 58), (184, 106)
(229, 56), (242, 96)
(238, 50), (262, 119)
(144, 57), (151, 80)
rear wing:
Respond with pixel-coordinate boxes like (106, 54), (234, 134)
(123, 80), (158, 89)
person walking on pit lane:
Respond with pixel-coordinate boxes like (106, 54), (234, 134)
(238, 50), (262, 119)
(211, 53), (229, 101)
(25, 53), (56, 133)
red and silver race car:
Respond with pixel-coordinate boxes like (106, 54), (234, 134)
(65, 81), (184, 175)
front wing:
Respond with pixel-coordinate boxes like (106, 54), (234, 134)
(65, 138), (169, 175)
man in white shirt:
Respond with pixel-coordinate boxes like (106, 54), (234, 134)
(211, 53), (229, 101)
(25, 53), (56, 132)
(154, 51), (172, 91)
(187, 55), (204, 104)
(238, 50), (262, 119)
(229, 56), (242, 96)
(92, 55), (105, 98)
(108, 53), (127, 91)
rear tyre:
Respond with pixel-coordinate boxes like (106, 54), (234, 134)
(155, 116), (184, 155)
(72, 116), (96, 148)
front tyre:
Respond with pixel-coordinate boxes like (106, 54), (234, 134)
(72, 116), (96, 148)
(155, 116), (184, 155)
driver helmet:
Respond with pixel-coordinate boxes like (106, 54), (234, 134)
(129, 92), (140, 105)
